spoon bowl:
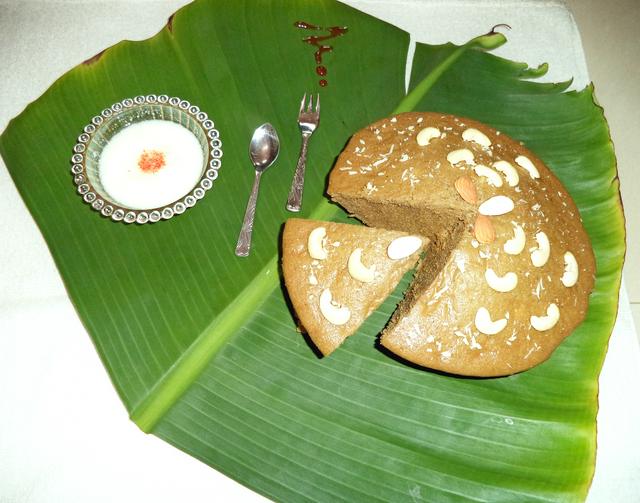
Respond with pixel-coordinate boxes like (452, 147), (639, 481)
(249, 123), (280, 171)
(235, 123), (280, 257)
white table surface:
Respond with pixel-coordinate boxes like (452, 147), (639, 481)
(1, 1), (638, 501)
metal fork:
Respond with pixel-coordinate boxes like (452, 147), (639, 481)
(286, 93), (320, 212)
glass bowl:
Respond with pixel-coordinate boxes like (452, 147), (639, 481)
(70, 94), (222, 224)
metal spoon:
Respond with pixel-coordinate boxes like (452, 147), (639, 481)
(235, 123), (280, 257)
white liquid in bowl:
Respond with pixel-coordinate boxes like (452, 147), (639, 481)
(98, 120), (204, 210)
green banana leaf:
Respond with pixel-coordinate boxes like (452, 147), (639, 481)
(0, 0), (625, 501)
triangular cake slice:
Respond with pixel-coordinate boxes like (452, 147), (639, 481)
(282, 218), (427, 356)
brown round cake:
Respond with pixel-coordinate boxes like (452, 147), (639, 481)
(325, 111), (596, 376)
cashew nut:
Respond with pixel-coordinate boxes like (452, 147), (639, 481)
(485, 269), (518, 292)
(474, 164), (503, 187)
(504, 223), (526, 255)
(307, 227), (328, 260)
(530, 303), (560, 331)
(348, 248), (376, 283)
(387, 235), (423, 260)
(447, 148), (475, 166)
(478, 195), (514, 216)
(475, 307), (508, 335)
(492, 160), (520, 187)
(561, 251), (579, 287)
(319, 289), (351, 326)
(462, 128), (492, 147)
(530, 231), (550, 267)
(515, 155), (540, 179)
(416, 127), (441, 146)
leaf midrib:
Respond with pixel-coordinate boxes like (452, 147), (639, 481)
(130, 198), (339, 431)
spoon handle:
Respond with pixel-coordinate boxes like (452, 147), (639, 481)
(235, 171), (262, 257)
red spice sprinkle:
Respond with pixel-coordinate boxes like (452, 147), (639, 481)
(138, 149), (166, 173)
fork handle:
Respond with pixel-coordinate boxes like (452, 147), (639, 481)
(286, 133), (311, 212)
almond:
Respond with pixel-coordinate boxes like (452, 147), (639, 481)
(387, 236), (423, 259)
(478, 195), (514, 216)
(454, 176), (478, 205)
(474, 215), (495, 244)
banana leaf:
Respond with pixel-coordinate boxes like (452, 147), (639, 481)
(0, 0), (625, 501)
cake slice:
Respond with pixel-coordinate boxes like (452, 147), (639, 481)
(282, 218), (426, 356)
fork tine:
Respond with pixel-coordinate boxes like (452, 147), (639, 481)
(315, 94), (320, 115)
(299, 93), (306, 114)
(307, 94), (313, 112)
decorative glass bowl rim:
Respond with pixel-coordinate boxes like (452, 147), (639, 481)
(70, 94), (222, 224)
